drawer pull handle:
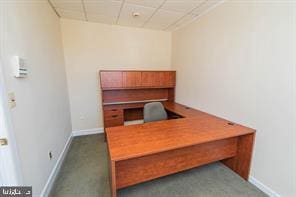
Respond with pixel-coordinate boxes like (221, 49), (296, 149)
(112, 115), (118, 118)
(111, 109), (118, 111)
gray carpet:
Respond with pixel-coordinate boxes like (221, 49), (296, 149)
(49, 134), (267, 197)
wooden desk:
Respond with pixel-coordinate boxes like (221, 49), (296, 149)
(106, 102), (255, 197)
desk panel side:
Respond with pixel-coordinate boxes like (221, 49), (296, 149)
(115, 137), (238, 189)
(222, 133), (255, 180)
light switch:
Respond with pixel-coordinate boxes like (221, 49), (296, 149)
(8, 92), (16, 109)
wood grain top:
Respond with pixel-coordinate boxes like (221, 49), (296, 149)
(163, 101), (208, 118)
(106, 102), (255, 161)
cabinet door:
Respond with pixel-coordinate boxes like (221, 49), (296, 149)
(141, 72), (159, 87)
(141, 71), (176, 87)
(100, 71), (123, 89)
(122, 72), (142, 88)
(160, 71), (176, 87)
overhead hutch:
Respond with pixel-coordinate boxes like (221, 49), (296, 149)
(99, 70), (178, 128)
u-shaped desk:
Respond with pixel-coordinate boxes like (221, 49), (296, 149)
(106, 101), (255, 197)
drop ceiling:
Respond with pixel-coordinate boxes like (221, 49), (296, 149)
(49, 0), (222, 31)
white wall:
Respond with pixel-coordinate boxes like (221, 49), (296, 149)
(60, 19), (172, 131)
(1, 1), (294, 196)
(172, 1), (296, 196)
(0, 1), (72, 196)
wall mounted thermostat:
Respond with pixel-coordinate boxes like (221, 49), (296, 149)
(12, 56), (28, 78)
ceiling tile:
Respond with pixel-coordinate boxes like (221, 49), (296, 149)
(118, 3), (155, 27)
(87, 14), (117, 24)
(125, 0), (165, 8)
(50, 0), (84, 12)
(55, 8), (86, 20)
(144, 9), (184, 30)
(192, 0), (222, 15)
(144, 23), (169, 30)
(166, 14), (197, 31)
(84, 0), (122, 17)
(161, 0), (204, 13)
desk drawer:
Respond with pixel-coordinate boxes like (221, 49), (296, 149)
(104, 109), (124, 127)
(104, 108), (122, 116)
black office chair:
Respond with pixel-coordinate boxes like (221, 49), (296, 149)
(144, 102), (168, 123)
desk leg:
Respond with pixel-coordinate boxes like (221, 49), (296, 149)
(109, 161), (117, 197)
(104, 128), (107, 142)
(222, 133), (255, 180)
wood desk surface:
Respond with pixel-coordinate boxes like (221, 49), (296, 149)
(106, 102), (255, 162)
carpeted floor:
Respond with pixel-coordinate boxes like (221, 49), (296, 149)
(49, 134), (267, 197)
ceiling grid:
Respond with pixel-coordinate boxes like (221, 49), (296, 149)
(48, 0), (223, 31)
(81, 0), (88, 21)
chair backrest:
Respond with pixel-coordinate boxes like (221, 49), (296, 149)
(144, 102), (168, 123)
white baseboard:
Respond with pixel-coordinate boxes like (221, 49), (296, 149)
(249, 176), (281, 197)
(39, 128), (103, 196)
(40, 134), (73, 197)
(72, 127), (104, 137)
